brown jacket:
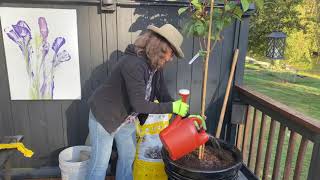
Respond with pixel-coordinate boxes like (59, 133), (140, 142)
(88, 45), (173, 133)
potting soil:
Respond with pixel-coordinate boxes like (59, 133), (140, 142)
(175, 145), (236, 170)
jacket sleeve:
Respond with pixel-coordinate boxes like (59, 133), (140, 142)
(156, 70), (174, 102)
(121, 61), (173, 114)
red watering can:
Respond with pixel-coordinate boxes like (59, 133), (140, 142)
(160, 89), (209, 161)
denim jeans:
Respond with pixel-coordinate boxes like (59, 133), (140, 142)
(86, 110), (136, 180)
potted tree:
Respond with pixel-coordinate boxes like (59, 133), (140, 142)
(162, 0), (263, 179)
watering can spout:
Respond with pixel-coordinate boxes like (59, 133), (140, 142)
(197, 130), (209, 146)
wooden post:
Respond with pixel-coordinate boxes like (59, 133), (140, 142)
(215, 49), (240, 138)
(283, 131), (298, 180)
(242, 106), (253, 164)
(272, 125), (286, 180)
(248, 108), (259, 170)
(293, 137), (308, 180)
(255, 113), (267, 176)
(262, 119), (277, 180)
(236, 124), (244, 150)
(199, 0), (215, 159)
(307, 142), (320, 180)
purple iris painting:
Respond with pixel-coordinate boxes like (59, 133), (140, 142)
(4, 17), (71, 99)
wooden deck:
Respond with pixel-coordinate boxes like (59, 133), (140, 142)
(25, 177), (115, 180)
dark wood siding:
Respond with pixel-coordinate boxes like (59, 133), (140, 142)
(0, 1), (249, 167)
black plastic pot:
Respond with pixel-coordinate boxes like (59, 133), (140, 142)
(161, 138), (243, 180)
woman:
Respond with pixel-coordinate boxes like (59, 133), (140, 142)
(86, 24), (190, 180)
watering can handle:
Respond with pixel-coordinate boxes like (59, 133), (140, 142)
(192, 117), (206, 131)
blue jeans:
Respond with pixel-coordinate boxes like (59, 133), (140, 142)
(86, 111), (136, 180)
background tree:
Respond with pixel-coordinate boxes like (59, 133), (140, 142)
(248, 0), (303, 58)
(249, 0), (320, 71)
(284, 0), (318, 70)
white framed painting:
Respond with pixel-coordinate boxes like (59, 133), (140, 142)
(0, 7), (81, 100)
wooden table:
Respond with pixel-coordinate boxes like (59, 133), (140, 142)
(0, 135), (23, 180)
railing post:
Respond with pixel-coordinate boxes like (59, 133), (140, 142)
(230, 101), (247, 145)
(294, 137), (308, 180)
(272, 124), (286, 180)
(308, 142), (320, 180)
(242, 106), (253, 164)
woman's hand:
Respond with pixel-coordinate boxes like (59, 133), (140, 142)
(172, 100), (189, 117)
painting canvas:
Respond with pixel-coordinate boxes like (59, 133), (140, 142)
(0, 8), (81, 100)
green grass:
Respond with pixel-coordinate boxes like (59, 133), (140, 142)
(242, 62), (320, 179)
(244, 63), (320, 119)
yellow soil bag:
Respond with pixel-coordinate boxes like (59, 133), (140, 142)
(133, 113), (171, 180)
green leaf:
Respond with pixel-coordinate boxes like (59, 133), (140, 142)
(191, 0), (202, 10)
(211, 30), (222, 41)
(228, 2), (237, 9)
(182, 20), (193, 35)
(241, 0), (250, 12)
(223, 17), (233, 27)
(231, 14), (242, 21)
(199, 50), (207, 57)
(187, 23), (195, 37)
(225, 4), (231, 11)
(204, 20), (209, 30)
(194, 20), (205, 36)
(178, 7), (188, 15)
(233, 6), (244, 20)
(215, 20), (224, 31)
(255, 0), (264, 10)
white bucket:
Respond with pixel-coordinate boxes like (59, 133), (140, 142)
(59, 146), (91, 180)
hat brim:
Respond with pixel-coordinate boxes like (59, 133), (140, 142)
(147, 25), (184, 58)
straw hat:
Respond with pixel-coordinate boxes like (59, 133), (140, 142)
(147, 24), (184, 58)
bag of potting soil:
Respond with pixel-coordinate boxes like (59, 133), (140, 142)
(133, 111), (171, 180)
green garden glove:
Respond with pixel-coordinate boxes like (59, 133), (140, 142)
(172, 100), (189, 117)
(189, 115), (207, 131)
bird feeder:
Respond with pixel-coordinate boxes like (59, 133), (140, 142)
(266, 31), (287, 60)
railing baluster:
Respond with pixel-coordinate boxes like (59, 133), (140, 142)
(242, 105), (253, 164)
(293, 137), (308, 180)
(237, 124), (244, 150)
(255, 113), (267, 176)
(235, 86), (320, 180)
(248, 108), (260, 170)
(307, 142), (320, 180)
(272, 124), (286, 180)
(283, 131), (298, 180)
(263, 119), (277, 180)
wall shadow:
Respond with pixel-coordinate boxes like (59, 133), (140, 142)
(65, 50), (121, 147)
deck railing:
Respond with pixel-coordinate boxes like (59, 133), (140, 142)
(234, 85), (320, 180)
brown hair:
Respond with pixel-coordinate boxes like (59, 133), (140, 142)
(134, 30), (173, 69)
